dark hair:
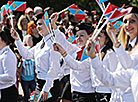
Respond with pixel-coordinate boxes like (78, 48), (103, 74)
(0, 26), (14, 45)
(73, 23), (94, 35)
(100, 26), (114, 60)
(33, 13), (44, 24)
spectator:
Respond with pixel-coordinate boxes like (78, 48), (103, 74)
(34, 6), (43, 16)
(25, 21), (42, 47)
(25, 7), (34, 21)
(17, 15), (29, 41)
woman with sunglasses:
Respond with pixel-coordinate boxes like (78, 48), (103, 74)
(24, 21), (42, 47)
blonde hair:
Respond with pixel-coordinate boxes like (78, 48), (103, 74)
(118, 13), (138, 54)
(17, 15), (28, 30)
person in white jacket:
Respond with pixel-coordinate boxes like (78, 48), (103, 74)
(0, 27), (18, 102)
(11, 13), (61, 102)
(106, 12), (138, 70)
(85, 39), (138, 102)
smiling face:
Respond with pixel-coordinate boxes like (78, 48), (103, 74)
(76, 30), (90, 47)
(123, 13), (138, 41)
(36, 19), (49, 37)
(96, 32), (108, 48)
(21, 18), (28, 30)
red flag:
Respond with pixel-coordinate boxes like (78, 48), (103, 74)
(8, 1), (26, 11)
(109, 7), (133, 22)
(104, 3), (120, 16)
(0, 12), (1, 23)
(61, 11), (65, 19)
(72, 39), (77, 44)
(8, 1), (14, 6)
(76, 47), (85, 61)
(68, 4), (80, 10)
(68, 4), (87, 21)
(1, 4), (9, 16)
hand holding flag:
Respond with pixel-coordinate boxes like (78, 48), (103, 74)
(113, 21), (123, 29)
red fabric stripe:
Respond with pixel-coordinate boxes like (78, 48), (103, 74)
(0, 12), (1, 23)
(8, 1), (14, 6)
(72, 39), (77, 44)
(14, 3), (26, 11)
(74, 14), (87, 21)
(77, 47), (85, 61)
(97, 0), (100, 3)
(68, 4), (80, 10)
(104, 3), (119, 15)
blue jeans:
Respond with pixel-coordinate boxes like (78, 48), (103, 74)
(21, 79), (36, 102)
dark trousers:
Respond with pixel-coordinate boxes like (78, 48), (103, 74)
(1, 85), (18, 102)
(58, 75), (72, 101)
(95, 92), (111, 102)
(72, 91), (96, 102)
(35, 78), (60, 102)
(21, 79), (36, 102)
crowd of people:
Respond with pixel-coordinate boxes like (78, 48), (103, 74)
(0, 2), (138, 102)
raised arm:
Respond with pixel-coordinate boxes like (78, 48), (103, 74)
(106, 22), (138, 69)
(86, 40), (132, 89)
(11, 28), (35, 59)
(53, 43), (90, 70)
(50, 13), (79, 55)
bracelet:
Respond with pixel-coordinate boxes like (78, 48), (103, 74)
(62, 51), (67, 57)
(114, 42), (121, 48)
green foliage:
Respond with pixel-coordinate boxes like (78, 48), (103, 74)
(0, 0), (138, 12)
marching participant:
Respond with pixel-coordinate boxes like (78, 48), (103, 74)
(53, 22), (96, 102)
(86, 39), (138, 102)
(106, 8), (138, 70)
(0, 27), (18, 102)
(11, 13), (61, 102)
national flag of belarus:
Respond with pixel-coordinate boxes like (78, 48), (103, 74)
(42, 11), (50, 26)
(97, 0), (108, 4)
(68, 4), (87, 21)
(8, 1), (26, 11)
(113, 21), (123, 29)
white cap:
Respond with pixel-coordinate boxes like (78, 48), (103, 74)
(34, 6), (43, 15)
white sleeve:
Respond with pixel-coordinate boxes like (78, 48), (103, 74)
(90, 56), (132, 89)
(114, 45), (138, 69)
(15, 39), (35, 59)
(0, 53), (17, 86)
(64, 54), (90, 70)
(42, 50), (61, 92)
(54, 29), (79, 55)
